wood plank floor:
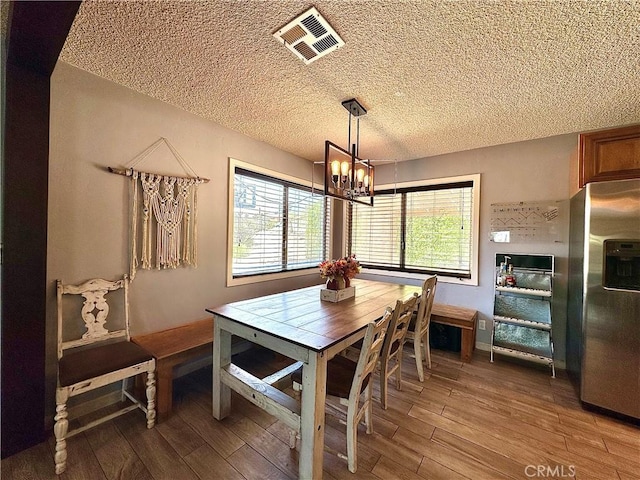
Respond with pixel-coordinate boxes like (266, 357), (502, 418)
(3, 348), (639, 480)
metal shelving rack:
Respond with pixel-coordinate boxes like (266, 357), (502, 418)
(490, 253), (555, 377)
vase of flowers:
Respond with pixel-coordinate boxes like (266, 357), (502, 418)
(319, 255), (361, 290)
(326, 277), (346, 291)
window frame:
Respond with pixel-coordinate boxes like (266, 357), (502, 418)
(227, 158), (331, 286)
(348, 174), (481, 286)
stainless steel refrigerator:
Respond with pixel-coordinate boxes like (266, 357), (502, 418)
(567, 178), (640, 420)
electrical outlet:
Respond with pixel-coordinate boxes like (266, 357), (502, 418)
(478, 319), (486, 330)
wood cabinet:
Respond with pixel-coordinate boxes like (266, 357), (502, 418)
(579, 124), (640, 187)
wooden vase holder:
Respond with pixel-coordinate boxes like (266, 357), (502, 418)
(320, 285), (356, 302)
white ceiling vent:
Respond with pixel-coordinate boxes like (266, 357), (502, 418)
(273, 7), (344, 65)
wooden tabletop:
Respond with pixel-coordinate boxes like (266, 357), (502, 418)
(206, 279), (421, 353)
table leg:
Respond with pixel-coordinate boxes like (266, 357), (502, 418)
(212, 316), (232, 420)
(299, 350), (327, 480)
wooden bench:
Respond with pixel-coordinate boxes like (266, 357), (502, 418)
(132, 318), (248, 422)
(430, 304), (478, 363)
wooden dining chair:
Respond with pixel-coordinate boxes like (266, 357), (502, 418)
(54, 275), (156, 474)
(403, 275), (437, 381)
(379, 292), (419, 409)
(291, 307), (393, 473)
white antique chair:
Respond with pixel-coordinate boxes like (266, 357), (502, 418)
(403, 275), (438, 381)
(379, 293), (419, 409)
(291, 307), (393, 473)
(54, 275), (156, 474)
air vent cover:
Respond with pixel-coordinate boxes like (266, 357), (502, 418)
(273, 7), (344, 65)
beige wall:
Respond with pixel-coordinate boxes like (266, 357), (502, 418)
(49, 62), (323, 332)
(47, 62), (578, 419)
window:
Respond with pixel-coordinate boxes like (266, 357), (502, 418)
(229, 161), (330, 283)
(348, 175), (480, 282)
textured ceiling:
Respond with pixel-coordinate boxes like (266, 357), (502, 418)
(59, 0), (640, 163)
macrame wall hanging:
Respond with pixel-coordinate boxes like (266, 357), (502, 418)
(108, 138), (209, 279)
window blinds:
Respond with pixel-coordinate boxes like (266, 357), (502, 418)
(349, 182), (474, 277)
(349, 194), (402, 268)
(232, 168), (329, 277)
(287, 187), (327, 270)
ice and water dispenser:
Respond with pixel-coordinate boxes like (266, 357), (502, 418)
(603, 240), (640, 291)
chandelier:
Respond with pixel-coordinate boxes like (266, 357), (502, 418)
(324, 98), (374, 206)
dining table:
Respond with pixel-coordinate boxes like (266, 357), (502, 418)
(206, 278), (421, 479)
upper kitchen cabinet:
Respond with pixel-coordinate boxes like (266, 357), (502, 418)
(579, 124), (640, 187)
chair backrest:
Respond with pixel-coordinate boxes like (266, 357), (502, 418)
(57, 275), (131, 360)
(414, 275), (437, 337)
(382, 292), (420, 359)
(349, 307), (393, 401)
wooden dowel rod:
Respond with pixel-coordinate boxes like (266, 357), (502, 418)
(107, 166), (210, 183)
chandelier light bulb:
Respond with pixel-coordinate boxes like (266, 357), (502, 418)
(331, 160), (340, 176)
